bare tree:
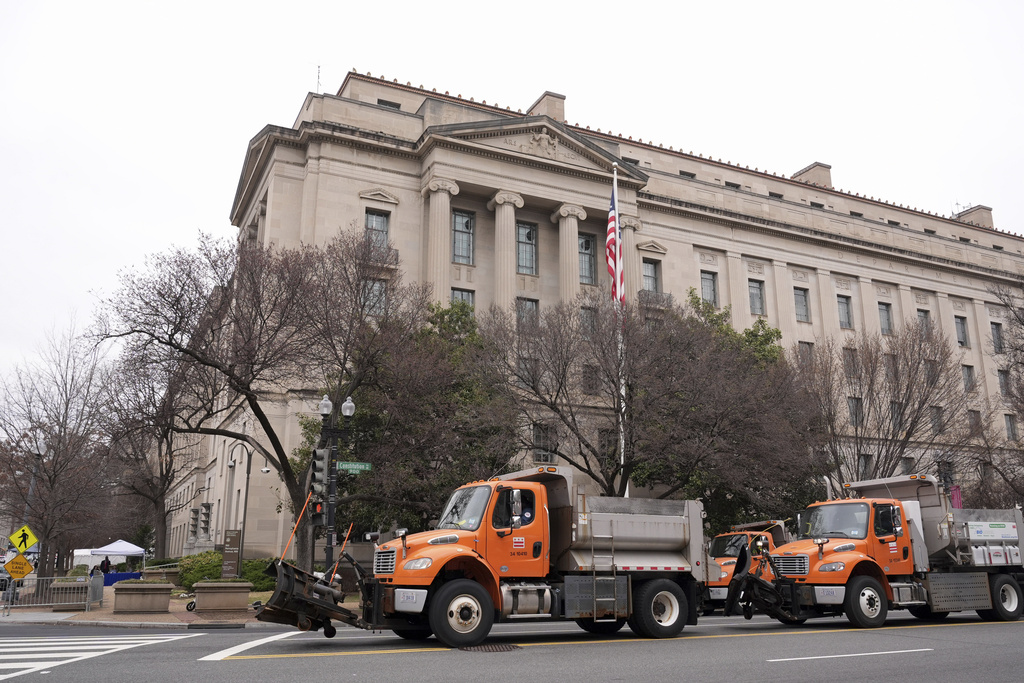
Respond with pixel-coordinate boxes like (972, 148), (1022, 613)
(0, 327), (118, 576)
(794, 321), (991, 487)
(982, 283), (1024, 501)
(475, 293), (817, 518)
(99, 230), (438, 568)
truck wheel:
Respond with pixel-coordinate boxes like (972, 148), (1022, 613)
(844, 576), (887, 628)
(630, 579), (687, 638)
(428, 579), (494, 648)
(575, 618), (626, 635)
(979, 574), (1023, 622)
(908, 605), (948, 621)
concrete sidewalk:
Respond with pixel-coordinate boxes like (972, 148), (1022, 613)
(0, 586), (273, 630)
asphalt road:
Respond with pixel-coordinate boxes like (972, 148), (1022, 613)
(2, 612), (1024, 682)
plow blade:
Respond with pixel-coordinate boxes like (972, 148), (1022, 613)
(255, 560), (366, 632)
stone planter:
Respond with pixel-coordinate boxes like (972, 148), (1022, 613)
(50, 580), (89, 612)
(193, 581), (253, 612)
(142, 568), (180, 586)
(113, 582), (173, 613)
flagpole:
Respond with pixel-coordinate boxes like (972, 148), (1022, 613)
(612, 164), (629, 498)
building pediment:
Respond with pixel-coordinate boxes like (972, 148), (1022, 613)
(637, 240), (668, 255)
(359, 187), (400, 204)
(421, 117), (647, 182)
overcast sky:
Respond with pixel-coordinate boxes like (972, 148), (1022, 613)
(2, 1), (1022, 376)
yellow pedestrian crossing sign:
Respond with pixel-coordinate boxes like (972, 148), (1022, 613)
(9, 525), (37, 553)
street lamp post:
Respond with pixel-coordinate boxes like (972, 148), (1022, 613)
(229, 441), (253, 578)
(317, 395), (355, 572)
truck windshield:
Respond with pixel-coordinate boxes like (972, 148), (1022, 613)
(709, 534), (750, 558)
(437, 485), (492, 531)
(799, 502), (869, 540)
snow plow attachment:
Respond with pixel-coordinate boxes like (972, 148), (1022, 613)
(254, 560), (365, 635)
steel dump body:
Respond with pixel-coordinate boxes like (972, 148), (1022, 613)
(728, 474), (1024, 627)
(258, 465), (708, 647)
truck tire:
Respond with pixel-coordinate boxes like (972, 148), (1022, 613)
(629, 579), (687, 638)
(908, 605), (948, 621)
(575, 618), (626, 635)
(428, 579), (494, 648)
(978, 574), (1023, 622)
(844, 576), (887, 628)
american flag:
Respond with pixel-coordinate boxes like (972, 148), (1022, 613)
(606, 183), (624, 303)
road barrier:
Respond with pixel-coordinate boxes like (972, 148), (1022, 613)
(1, 575), (104, 616)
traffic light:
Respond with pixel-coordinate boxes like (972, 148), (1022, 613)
(310, 448), (329, 496)
(310, 501), (326, 528)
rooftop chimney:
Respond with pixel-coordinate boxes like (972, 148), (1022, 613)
(791, 161), (832, 189)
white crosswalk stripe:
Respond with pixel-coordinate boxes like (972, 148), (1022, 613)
(0, 634), (201, 680)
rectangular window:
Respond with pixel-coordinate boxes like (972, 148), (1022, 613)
(959, 236), (971, 243)
(451, 288), (475, 307)
(888, 219), (901, 227)
(962, 365), (976, 392)
(701, 271), (719, 307)
(850, 211), (864, 218)
(532, 423), (555, 463)
(930, 406), (944, 434)
(917, 309), (930, 326)
(843, 347), (859, 378)
(794, 288), (810, 323)
(810, 201), (825, 209)
(848, 397), (864, 427)
(1007, 414), (1019, 441)
(643, 260), (660, 292)
(769, 191), (784, 199)
(890, 401), (904, 430)
(452, 211), (475, 265)
(878, 302), (894, 335)
(581, 365), (601, 395)
(679, 170), (696, 179)
(725, 181), (741, 189)
(376, 98), (401, 110)
(900, 456), (916, 475)
(365, 209), (389, 248)
(994, 244), (1005, 251)
(797, 341), (814, 367)
(749, 280), (766, 316)
(516, 222), (537, 275)
(925, 359), (939, 387)
(968, 410), (982, 435)
(579, 234), (596, 285)
(838, 295), (853, 329)
(992, 322), (1004, 353)
(858, 453), (873, 479)
(999, 369), (1010, 396)
(955, 316), (969, 347)
(516, 298), (539, 327)
(363, 279), (386, 316)
(579, 307), (596, 339)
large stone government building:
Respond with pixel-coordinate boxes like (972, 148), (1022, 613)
(166, 71), (1022, 559)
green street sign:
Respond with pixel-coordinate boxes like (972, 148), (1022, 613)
(338, 461), (372, 473)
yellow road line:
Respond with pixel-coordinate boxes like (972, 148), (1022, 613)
(224, 619), (1022, 660)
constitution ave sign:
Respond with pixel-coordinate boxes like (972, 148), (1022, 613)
(338, 461), (372, 473)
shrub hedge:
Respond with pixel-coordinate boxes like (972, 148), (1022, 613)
(176, 551), (277, 591)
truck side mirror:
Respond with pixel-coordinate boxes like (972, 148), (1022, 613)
(510, 489), (523, 529)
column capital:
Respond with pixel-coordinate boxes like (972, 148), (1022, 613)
(421, 176), (460, 197)
(487, 190), (524, 211)
(620, 215), (642, 232)
(551, 203), (587, 223)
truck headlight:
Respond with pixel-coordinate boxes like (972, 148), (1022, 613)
(721, 571), (729, 579)
(403, 558), (433, 570)
(819, 562), (845, 572)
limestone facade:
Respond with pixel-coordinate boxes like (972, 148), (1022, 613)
(165, 71), (1023, 559)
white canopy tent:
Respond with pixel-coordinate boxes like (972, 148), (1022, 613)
(90, 540), (146, 569)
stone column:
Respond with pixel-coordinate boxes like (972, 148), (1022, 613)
(727, 252), (749, 329)
(421, 178), (459, 304)
(487, 190), (524, 310)
(551, 204), (587, 302)
(859, 278), (881, 336)
(620, 216), (642, 302)
(772, 261), (797, 343)
(816, 269), (840, 332)
(898, 284), (916, 323)
(972, 298), (998, 399)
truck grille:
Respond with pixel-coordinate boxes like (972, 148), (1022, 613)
(771, 554), (809, 576)
(374, 549), (396, 574)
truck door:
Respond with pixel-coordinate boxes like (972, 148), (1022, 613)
(486, 485), (548, 578)
(869, 503), (913, 576)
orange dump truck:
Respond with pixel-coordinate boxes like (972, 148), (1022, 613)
(704, 520), (788, 614)
(727, 474), (1024, 627)
(257, 466), (710, 647)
